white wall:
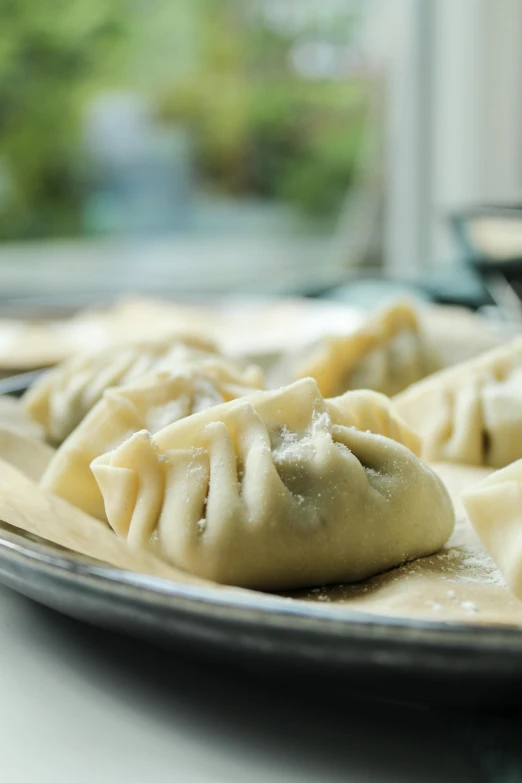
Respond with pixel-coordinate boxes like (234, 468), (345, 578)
(384, 0), (522, 276)
(383, 0), (434, 278)
(431, 0), (522, 261)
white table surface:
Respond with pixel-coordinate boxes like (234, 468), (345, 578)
(0, 584), (495, 783)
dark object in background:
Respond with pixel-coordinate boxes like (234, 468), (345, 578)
(452, 206), (522, 319)
(452, 205), (522, 267)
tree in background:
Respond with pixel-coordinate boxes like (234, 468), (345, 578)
(157, 0), (372, 224)
(0, 0), (126, 239)
(0, 0), (375, 240)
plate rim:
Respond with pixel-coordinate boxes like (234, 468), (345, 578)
(1, 522), (522, 655)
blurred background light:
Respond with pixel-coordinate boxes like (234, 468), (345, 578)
(0, 0), (521, 303)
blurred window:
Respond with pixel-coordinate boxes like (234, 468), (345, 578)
(0, 1), (383, 243)
(3, 1), (520, 297)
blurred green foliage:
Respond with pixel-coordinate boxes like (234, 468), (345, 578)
(0, 0), (126, 239)
(158, 1), (369, 223)
(0, 0), (370, 239)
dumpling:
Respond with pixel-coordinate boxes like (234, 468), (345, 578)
(462, 460), (522, 600)
(292, 301), (441, 398)
(24, 334), (263, 445)
(91, 378), (454, 590)
(41, 361), (262, 521)
(0, 394), (44, 441)
(395, 337), (522, 468)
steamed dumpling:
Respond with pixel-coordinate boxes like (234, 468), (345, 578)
(91, 378), (454, 590)
(462, 460), (522, 600)
(41, 362), (262, 520)
(24, 334), (263, 444)
(293, 301), (441, 398)
(395, 337), (522, 468)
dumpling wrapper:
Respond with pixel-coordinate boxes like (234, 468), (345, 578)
(0, 397), (54, 481)
(462, 460), (522, 601)
(420, 304), (514, 367)
(291, 301), (441, 398)
(395, 337), (522, 468)
(0, 395), (44, 440)
(24, 335), (263, 445)
(91, 378), (454, 591)
(42, 363), (262, 520)
(0, 428), (55, 482)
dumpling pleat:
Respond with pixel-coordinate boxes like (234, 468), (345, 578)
(158, 448), (210, 567)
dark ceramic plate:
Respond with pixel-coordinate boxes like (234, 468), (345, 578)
(2, 376), (522, 707)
